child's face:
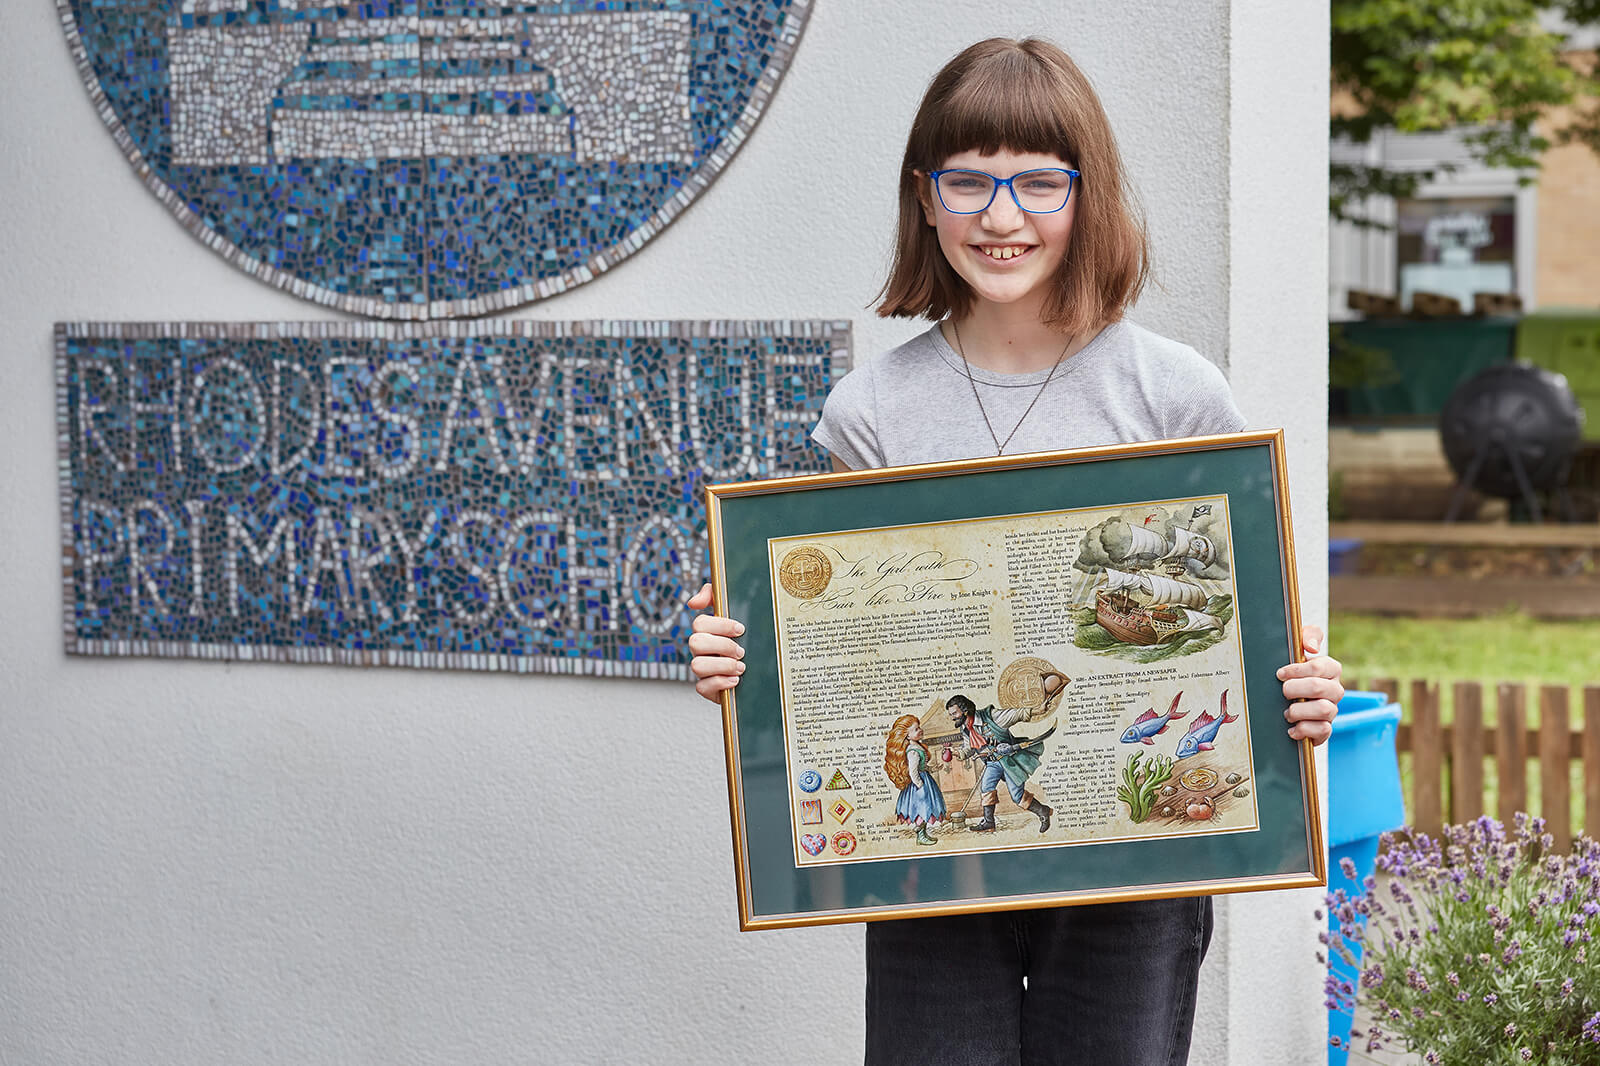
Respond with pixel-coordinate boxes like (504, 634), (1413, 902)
(908, 721), (924, 742)
(921, 149), (1078, 317)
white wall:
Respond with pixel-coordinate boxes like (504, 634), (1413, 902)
(0, 2), (1327, 1063)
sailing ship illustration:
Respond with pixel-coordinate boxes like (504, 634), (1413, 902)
(1087, 520), (1227, 647)
(1094, 568), (1223, 646)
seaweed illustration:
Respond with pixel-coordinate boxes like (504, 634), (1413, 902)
(1117, 750), (1175, 823)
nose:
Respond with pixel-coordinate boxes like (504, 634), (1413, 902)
(980, 185), (1027, 233)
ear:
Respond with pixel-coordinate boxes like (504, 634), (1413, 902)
(912, 171), (937, 226)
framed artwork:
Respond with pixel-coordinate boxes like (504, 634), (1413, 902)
(706, 431), (1325, 930)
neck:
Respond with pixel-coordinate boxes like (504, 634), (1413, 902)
(943, 301), (1095, 374)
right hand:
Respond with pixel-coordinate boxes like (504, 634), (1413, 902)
(687, 582), (746, 704)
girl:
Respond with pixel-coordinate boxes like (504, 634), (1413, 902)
(687, 37), (1343, 1066)
(883, 714), (947, 846)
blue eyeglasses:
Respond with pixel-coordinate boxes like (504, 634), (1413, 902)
(928, 168), (1080, 214)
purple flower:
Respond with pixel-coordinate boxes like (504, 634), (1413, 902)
(1340, 855), (1358, 879)
(1447, 971), (1459, 987)
(1563, 977), (1576, 998)
(1519, 1050), (1532, 1062)
(1505, 1022), (1517, 1038)
(1484, 993), (1499, 1006)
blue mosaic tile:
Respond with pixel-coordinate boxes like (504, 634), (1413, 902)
(55, 320), (848, 677)
(58, 1), (812, 318)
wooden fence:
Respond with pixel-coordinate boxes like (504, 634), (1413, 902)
(1357, 679), (1600, 850)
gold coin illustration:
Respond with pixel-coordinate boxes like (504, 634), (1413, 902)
(1179, 767), (1218, 792)
(778, 546), (833, 599)
(998, 657), (1071, 720)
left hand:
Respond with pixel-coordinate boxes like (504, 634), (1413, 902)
(1278, 624), (1343, 745)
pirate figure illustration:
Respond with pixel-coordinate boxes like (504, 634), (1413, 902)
(945, 694), (1056, 833)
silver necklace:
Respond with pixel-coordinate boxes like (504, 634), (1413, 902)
(950, 321), (1072, 456)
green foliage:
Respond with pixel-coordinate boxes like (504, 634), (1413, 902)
(1331, 0), (1600, 222)
(1117, 750), (1174, 822)
(1323, 816), (1600, 1062)
(1329, 324), (1402, 389)
(1330, 610), (1600, 689)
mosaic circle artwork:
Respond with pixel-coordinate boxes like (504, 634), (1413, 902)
(58, 1), (813, 319)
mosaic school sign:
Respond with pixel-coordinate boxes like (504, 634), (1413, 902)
(59, 1), (812, 318)
(56, 321), (846, 677)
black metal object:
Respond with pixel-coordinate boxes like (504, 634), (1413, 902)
(1439, 364), (1583, 523)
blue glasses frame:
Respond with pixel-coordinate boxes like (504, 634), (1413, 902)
(928, 167), (1080, 215)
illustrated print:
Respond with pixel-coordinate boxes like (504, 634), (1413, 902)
(778, 546), (834, 600)
(799, 833), (827, 856)
(996, 657), (1071, 719)
(799, 799), (822, 825)
(1119, 692), (1187, 745)
(883, 714), (948, 846)
(797, 768), (823, 793)
(1175, 691), (1239, 759)
(774, 497), (1262, 866)
(945, 695), (1055, 834)
(1116, 749), (1174, 823)
(1070, 502), (1235, 663)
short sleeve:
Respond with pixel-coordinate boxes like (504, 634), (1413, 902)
(810, 364), (884, 470)
(1164, 353), (1247, 438)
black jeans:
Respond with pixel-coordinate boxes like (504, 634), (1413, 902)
(864, 897), (1213, 1066)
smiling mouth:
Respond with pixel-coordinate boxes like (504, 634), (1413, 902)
(975, 244), (1035, 261)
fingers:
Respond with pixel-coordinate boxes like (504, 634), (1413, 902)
(685, 582), (748, 704)
(1285, 698), (1339, 745)
(688, 629), (744, 661)
(1280, 646), (1343, 745)
(1300, 623), (1325, 657)
(1281, 673), (1345, 704)
(1277, 655), (1343, 683)
(694, 673), (741, 704)
(692, 611), (746, 640)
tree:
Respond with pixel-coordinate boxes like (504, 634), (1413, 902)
(1331, 0), (1600, 223)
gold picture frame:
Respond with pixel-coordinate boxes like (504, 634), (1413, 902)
(707, 430), (1325, 930)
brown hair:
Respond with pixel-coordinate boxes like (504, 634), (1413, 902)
(876, 38), (1150, 338)
(883, 714), (920, 791)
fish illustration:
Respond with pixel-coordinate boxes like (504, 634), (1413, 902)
(1119, 692), (1186, 745)
(1175, 690), (1238, 759)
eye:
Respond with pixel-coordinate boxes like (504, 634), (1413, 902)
(1018, 172), (1068, 192)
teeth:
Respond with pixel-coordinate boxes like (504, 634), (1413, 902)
(982, 246), (1026, 260)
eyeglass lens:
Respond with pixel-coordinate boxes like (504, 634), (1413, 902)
(936, 170), (1073, 213)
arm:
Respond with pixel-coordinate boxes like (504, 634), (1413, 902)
(991, 705), (1030, 729)
(906, 745), (926, 783)
(686, 453), (853, 704)
(1279, 625), (1343, 745)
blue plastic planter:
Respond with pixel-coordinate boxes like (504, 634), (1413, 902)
(1328, 537), (1365, 576)
(1326, 691), (1406, 1066)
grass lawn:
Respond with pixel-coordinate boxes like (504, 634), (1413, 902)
(1330, 609), (1600, 689)
(1328, 610), (1600, 840)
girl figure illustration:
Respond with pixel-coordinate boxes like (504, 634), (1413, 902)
(883, 715), (947, 846)
(686, 37), (1344, 1066)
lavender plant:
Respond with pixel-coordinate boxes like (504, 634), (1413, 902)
(1322, 815), (1600, 1064)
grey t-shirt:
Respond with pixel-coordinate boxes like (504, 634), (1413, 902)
(811, 321), (1246, 469)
